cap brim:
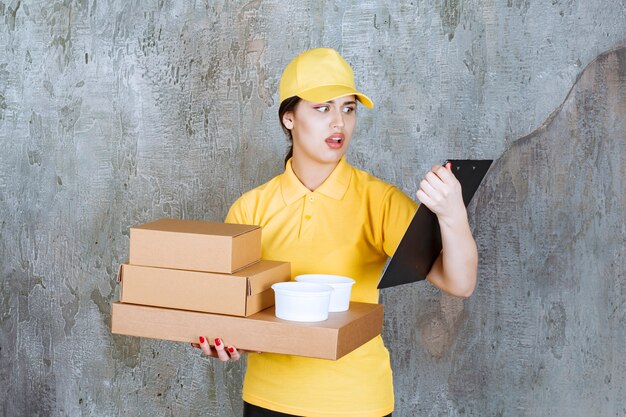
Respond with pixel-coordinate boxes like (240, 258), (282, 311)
(297, 85), (374, 109)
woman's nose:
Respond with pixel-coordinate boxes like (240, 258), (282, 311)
(330, 109), (345, 129)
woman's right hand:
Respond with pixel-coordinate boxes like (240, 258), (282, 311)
(191, 336), (242, 361)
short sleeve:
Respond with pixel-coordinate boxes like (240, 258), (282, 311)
(225, 195), (250, 225)
(380, 186), (418, 256)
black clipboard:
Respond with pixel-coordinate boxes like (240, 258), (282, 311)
(377, 159), (493, 289)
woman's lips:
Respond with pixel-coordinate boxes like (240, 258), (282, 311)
(325, 133), (344, 149)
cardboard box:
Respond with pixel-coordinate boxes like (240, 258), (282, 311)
(118, 260), (290, 316)
(111, 301), (384, 360)
(129, 218), (261, 273)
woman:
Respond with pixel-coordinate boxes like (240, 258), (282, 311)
(195, 48), (478, 417)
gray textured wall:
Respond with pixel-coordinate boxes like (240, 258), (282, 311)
(1, 1), (625, 416)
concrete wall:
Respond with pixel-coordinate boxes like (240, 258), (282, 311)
(1, 1), (625, 416)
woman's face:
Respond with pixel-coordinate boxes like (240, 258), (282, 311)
(283, 96), (357, 167)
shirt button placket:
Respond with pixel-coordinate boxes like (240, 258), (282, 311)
(302, 194), (315, 234)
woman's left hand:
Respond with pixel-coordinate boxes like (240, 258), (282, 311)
(416, 162), (478, 298)
(415, 162), (466, 224)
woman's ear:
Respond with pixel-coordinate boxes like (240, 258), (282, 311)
(282, 112), (294, 130)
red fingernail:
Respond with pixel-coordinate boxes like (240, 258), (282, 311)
(214, 338), (221, 346)
(199, 336), (205, 344)
(228, 347), (234, 353)
(446, 162), (452, 170)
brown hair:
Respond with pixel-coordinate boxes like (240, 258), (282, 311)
(278, 96), (302, 165)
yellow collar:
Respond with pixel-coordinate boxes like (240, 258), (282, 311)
(280, 157), (352, 205)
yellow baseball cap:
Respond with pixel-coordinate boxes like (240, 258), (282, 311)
(279, 48), (374, 108)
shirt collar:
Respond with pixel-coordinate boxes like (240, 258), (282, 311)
(280, 157), (352, 205)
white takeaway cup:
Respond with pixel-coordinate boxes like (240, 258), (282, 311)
(294, 274), (356, 312)
(271, 282), (333, 322)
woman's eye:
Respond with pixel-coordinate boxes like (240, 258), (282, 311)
(343, 106), (355, 114)
(315, 106), (330, 113)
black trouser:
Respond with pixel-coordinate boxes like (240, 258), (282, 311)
(243, 401), (392, 417)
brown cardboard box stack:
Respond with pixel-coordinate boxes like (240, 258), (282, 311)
(111, 218), (384, 360)
(119, 218), (287, 316)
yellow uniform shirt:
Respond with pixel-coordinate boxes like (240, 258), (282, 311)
(225, 157), (417, 417)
